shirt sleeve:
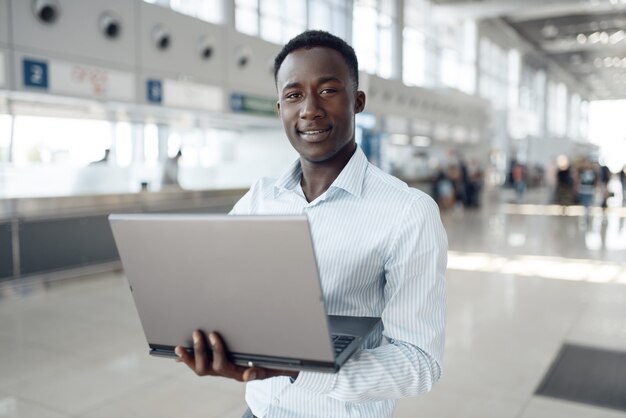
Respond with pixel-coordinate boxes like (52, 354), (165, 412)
(228, 180), (261, 215)
(293, 195), (448, 403)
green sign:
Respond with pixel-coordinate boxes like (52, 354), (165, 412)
(230, 93), (277, 116)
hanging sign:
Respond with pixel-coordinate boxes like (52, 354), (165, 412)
(23, 58), (49, 89)
(146, 79), (162, 103)
(230, 93), (277, 116)
(51, 61), (134, 101)
(21, 56), (134, 101)
(161, 79), (223, 111)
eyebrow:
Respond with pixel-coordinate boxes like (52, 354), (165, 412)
(281, 76), (344, 93)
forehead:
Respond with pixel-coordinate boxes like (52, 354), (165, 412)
(276, 46), (351, 87)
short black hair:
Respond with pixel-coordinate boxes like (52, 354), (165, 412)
(273, 30), (359, 90)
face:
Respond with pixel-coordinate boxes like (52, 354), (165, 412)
(276, 47), (365, 165)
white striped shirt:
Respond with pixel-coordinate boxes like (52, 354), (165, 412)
(230, 146), (448, 418)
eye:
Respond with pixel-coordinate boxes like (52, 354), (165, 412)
(285, 92), (302, 100)
(320, 88), (337, 95)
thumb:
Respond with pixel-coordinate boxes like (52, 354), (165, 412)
(243, 367), (281, 381)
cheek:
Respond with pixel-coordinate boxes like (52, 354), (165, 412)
(279, 105), (299, 123)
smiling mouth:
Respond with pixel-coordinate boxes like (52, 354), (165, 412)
(298, 127), (332, 140)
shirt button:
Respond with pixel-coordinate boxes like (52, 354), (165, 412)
(273, 397), (280, 405)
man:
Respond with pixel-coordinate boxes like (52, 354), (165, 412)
(175, 30), (447, 418)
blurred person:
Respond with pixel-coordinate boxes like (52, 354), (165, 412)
(161, 149), (183, 189)
(619, 165), (626, 204)
(458, 157), (470, 207)
(598, 162), (611, 211)
(432, 167), (456, 210)
(512, 162), (526, 203)
(555, 156), (574, 206)
(173, 30), (448, 418)
(576, 159), (597, 220)
(465, 159), (483, 208)
(447, 163), (463, 209)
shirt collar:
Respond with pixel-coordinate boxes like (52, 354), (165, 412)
(274, 145), (368, 198)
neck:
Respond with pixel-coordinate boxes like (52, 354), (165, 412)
(299, 143), (356, 202)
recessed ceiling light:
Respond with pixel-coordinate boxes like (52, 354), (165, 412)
(600, 32), (610, 43)
(609, 30), (625, 44)
(542, 23), (558, 38)
(577, 33), (587, 43)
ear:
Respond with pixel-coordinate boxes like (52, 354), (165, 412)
(354, 90), (366, 114)
(276, 100), (281, 116)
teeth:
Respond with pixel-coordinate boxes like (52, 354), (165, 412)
(302, 129), (329, 135)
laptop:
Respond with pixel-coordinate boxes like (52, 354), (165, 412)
(108, 214), (381, 373)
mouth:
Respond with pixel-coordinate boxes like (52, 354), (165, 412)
(297, 127), (332, 142)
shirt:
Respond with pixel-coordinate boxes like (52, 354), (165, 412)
(229, 146), (448, 418)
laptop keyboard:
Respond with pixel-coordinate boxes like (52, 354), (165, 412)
(332, 335), (356, 356)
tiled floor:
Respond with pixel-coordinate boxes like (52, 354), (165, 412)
(1, 187), (625, 418)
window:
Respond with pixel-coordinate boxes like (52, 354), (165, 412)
(403, 27), (426, 86)
(569, 93), (581, 139)
(300, 0), (351, 41)
(11, 116), (112, 167)
(353, 0), (398, 79)
(144, 0), (224, 24)
(236, 0), (309, 44)
(0, 114), (11, 162)
(144, 123), (160, 167)
(260, 0), (306, 44)
(235, 0), (259, 36)
(508, 50), (520, 109)
(547, 81), (568, 137)
(479, 37), (508, 110)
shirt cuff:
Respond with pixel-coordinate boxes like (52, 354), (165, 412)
(292, 370), (337, 394)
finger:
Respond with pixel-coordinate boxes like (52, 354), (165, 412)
(209, 332), (246, 378)
(193, 330), (211, 375)
(209, 332), (229, 374)
(175, 345), (194, 368)
(243, 367), (289, 382)
(242, 367), (260, 381)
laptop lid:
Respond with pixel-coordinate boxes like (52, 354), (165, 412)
(109, 214), (341, 369)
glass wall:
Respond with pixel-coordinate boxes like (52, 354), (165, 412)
(0, 114), (11, 162)
(547, 81), (568, 137)
(479, 37), (509, 110)
(353, 0), (398, 79)
(402, 0), (428, 86)
(309, 0), (352, 40)
(144, 0), (224, 24)
(11, 116), (112, 167)
(235, 0), (350, 43)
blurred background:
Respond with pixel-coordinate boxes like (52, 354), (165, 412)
(0, 1), (625, 417)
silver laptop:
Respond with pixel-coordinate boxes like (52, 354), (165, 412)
(108, 214), (381, 372)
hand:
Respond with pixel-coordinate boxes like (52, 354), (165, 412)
(175, 330), (299, 382)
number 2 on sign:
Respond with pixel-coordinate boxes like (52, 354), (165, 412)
(30, 65), (44, 84)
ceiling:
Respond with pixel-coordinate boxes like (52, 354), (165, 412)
(432, 0), (626, 100)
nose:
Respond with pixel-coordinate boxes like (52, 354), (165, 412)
(300, 93), (324, 120)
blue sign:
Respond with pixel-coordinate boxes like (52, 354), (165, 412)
(230, 93), (244, 111)
(147, 79), (162, 103)
(23, 59), (49, 89)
